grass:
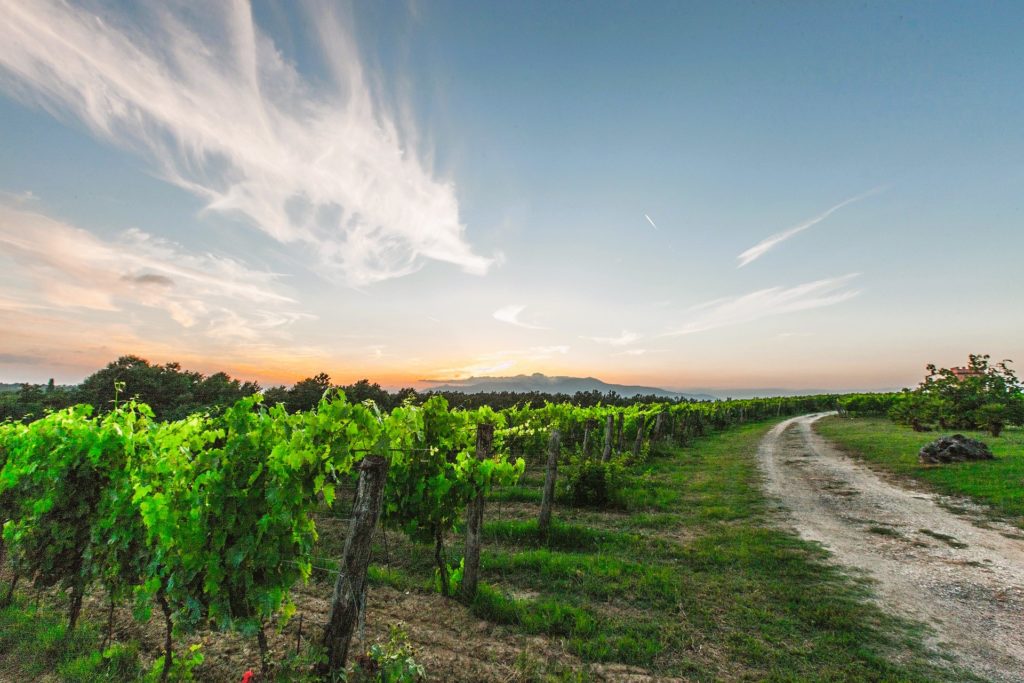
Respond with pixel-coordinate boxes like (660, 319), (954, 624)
(375, 419), (981, 680)
(0, 594), (142, 682)
(815, 416), (1024, 525)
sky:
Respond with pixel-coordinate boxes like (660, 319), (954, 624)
(0, 0), (1022, 392)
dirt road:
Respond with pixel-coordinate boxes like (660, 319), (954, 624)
(758, 413), (1024, 682)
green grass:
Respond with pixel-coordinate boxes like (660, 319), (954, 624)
(816, 416), (1024, 525)
(0, 595), (142, 682)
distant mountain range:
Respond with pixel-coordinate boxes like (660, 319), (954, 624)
(423, 373), (718, 401)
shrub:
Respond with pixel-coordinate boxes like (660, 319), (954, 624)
(561, 454), (626, 507)
(890, 355), (1024, 436)
(349, 624), (426, 683)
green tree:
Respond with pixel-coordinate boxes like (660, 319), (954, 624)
(891, 355), (1024, 436)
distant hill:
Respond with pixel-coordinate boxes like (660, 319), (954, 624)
(424, 373), (717, 401)
(0, 383), (23, 394)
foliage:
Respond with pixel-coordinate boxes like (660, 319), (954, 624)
(79, 356), (260, 421)
(837, 393), (898, 417)
(350, 624), (426, 683)
(0, 401), (151, 630)
(381, 396), (524, 592)
(144, 643), (204, 682)
(561, 454), (626, 507)
(889, 355), (1024, 436)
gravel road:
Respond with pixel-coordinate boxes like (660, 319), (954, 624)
(758, 413), (1024, 682)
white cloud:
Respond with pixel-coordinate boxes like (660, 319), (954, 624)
(493, 304), (547, 330)
(643, 213), (658, 230)
(736, 187), (885, 268)
(583, 330), (641, 346)
(0, 1), (492, 286)
(0, 201), (304, 342)
(662, 275), (861, 337)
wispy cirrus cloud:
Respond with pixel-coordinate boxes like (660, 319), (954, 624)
(493, 304), (547, 330)
(0, 1), (492, 286)
(0, 201), (305, 341)
(736, 187), (885, 268)
(582, 330), (642, 346)
(662, 274), (861, 337)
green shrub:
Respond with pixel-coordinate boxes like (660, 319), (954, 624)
(349, 624), (426, 682)
(889, 355), (1024, 436)
(561, 455), (626, 507)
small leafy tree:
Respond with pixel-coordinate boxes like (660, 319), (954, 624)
(891, 355), (1024, 435)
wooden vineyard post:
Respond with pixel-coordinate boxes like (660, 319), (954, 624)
(462, 423), (494, 603)
(538, 430), (561, 534)
(601, 415), (614, 462)
(652, 412), (667, 443)
(616, 412), (625, 452)
(581, 419), (596, 456)
(633, 414), (646, 458)
(318, 454), (389, 679)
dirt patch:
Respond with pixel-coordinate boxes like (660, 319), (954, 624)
(758, 413), (1024, 682)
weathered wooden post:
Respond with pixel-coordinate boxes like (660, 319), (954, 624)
(581, 418), (596, 456)
(538, 429), (561, 534)
(318, 454), (389, 678)
(652, 412), (667, 443)
(461, 423), (493, 603)
(601, 414), (614, 462)
(633, 414), (646, 458)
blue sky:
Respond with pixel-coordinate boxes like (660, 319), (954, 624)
(0, 1), (1021, 391)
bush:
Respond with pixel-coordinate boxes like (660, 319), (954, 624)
(890, 355), (1024, 436)
(349, 624), (425, 683)
(561, 455), (626, 507)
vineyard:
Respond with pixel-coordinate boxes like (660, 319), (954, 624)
(0, 389), (846, 681)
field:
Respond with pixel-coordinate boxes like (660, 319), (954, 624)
(815, 417), (1024, 527)
(1, 416), (980, 681)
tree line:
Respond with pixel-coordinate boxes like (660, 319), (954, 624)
(0, 355), (707, 423)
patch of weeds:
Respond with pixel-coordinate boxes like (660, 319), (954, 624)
(471, 583), (598, 639)
(0, 597), (140, 682)
(513, 651), (589, 682)
(483, 548), (679, 608)
(484, 518), (608, 552)
(368, 565), (422, 592)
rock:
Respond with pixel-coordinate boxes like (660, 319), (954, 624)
(918, 434), (994, 464)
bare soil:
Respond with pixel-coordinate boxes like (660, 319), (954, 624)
(758, 413), (1024, 682)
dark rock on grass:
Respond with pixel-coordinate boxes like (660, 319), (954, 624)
(918, 434), (994, 464)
